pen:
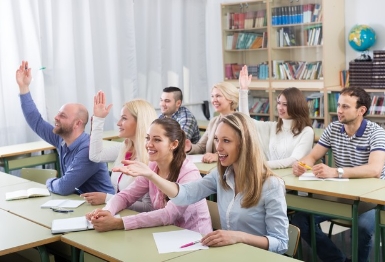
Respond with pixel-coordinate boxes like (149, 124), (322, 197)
(75, 187), (84, 195)
(298, 161), (312, 170)
(180, 240), (201, 248)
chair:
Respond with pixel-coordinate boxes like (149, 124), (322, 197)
(207, 200), (221, 230)
(20, 168), (57, 184)
(285, 224), (301, 257)
(328, 219), (352, 238)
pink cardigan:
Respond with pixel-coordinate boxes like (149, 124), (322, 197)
(104, 159), (212, 235)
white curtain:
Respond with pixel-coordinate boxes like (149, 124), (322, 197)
(0, 0), (209, 147)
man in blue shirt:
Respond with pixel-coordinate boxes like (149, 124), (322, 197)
(159, 87), (200, 144)
(16, 61), (114, 196)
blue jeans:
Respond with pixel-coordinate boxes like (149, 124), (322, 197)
(292, 210), (374, 262)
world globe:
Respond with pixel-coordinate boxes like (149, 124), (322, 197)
(348, 24), (377, 52)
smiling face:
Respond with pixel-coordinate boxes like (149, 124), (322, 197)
(145, 123), (178, 163)
(214, 122), (240, 168)
(53, 104), (78, 136)
(159, 92), (181, 117)
(277, 94), (290, 119)
(117, 107), (137, 139)
(211, 87), (233, 115)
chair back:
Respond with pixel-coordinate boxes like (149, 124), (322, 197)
(285, 224), (300, 257)
(207, 200), (221, 230)
(20, 168), (57, 184)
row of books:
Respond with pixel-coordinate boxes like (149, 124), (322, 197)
(272, 60), (323, 80)
(311, 119), (325, 129)
(226, 32), (268, 50)
(225, 63), (269, 80)
(328, 92), (340, 112)
(276, 26), (322, 47)
(225, 10), (267, 30)
(368, 96), (385, 115)
(307, 93), (324, 117)
(271, 4), (322, 26)
(249, 97), (270, 114)
(339, 70), (350, 88)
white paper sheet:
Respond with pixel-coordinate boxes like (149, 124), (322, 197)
(186, 154), (204, 163)
(153, 229), (208, 254)
(299, 172), (349, 181)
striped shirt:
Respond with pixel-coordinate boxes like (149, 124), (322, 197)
(318, 119), (385, 179)
(159, 106), (200, 143)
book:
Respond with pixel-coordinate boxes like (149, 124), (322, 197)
(5, 188), (50, 201)
(51, 216), (93, 234)
(41, 199), (85, 209)
(51, 214), (121, 234)
(299, 172), (349, 182)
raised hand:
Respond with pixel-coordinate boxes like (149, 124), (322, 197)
(238, 65), (252, 90)
(93, 90), (113, 118)
(15, 61), (32, 93)
(112, 160), (156, 178)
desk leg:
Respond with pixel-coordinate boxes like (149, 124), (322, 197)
(310, 214), (318, 262)
(71, 246), (80, 262)
(36, 246), (50, 262)
(3, 159), (10, 174)
(351, 201), (359, 262)
(374, 207), (380, 262)
(54, 149), (61, 177)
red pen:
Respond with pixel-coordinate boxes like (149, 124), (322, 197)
(180, 240), (201, 248)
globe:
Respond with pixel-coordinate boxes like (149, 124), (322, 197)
(348, 24), (377, 52)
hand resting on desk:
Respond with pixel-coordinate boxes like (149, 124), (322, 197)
(86, 209), (124, 232)
(81, 192), (107, 205)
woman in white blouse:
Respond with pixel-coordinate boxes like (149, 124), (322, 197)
(83, 91), (157, 211)
(238, 65), (314, 169)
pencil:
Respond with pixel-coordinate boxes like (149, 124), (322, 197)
(298, 161), (312, 170)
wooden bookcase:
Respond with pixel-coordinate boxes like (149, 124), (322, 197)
(221, 0), (346, 127)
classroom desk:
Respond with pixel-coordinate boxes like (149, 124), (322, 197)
(194, 162), (217, 175)
(313, 128), (324, 143)
(273, 168), (293, 178)
(167, 243), (300, 262)
(0, 171), (30, 188)
(62, 217), (196, 262)
(102, 130), (120, 141)
(0, 209), (60, 262)
(197, 120), (209, 131)
(282, 174), (385, 262)
(360, 188), (385, 262)
(0, 140), (59, 174)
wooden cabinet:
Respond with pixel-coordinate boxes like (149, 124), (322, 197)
(221, 0), (346, 127)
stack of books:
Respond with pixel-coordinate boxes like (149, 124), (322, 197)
(348, 61), (373, 88)
(372, 50), (385, 89)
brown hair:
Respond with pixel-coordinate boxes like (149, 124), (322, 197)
(340, 86), (371, 116)
(151, 118), (186, 200)
(276, 87), (312, 136)
(217, 112), (275, 208)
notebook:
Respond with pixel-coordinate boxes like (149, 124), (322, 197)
(51, 214), (121, 234)
(5, 188), (50, 201)
(41, 199), (85, 209)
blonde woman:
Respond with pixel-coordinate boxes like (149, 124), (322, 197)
(186, 82), (239, 163)
(84, 91), (157, 211)
(114, 112), (289, 254)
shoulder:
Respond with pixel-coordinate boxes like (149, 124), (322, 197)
(176, 159), (201, 182)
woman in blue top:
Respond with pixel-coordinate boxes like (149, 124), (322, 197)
(113, 112), (289, 254)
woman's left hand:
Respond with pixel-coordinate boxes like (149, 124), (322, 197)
(202, 153), (218, 163)
(89, 210), (124, 232)
(201, 230), (240, 247)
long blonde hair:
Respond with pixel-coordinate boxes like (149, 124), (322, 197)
(217, 112), (275, 208)
(212, 82), (239, 111)
(114, 99), (157, 166)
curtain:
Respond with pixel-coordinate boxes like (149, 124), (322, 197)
(0, 0), (209, 147)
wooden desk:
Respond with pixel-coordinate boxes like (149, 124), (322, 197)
(168, 243), (300, 262)
(282, 174), (385, 262)
(0, 171), (29, 188)
(272, 168), (293, 178)
(194, 162), (217, 175)
(360, 188), (385, 262)
(197, 120), (209, 131)
(0, 209), (60, 262)
(0, 140), (59, 174)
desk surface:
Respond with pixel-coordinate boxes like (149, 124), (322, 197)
(283, 174), (385, 200)
(360, 187), (385, 206)
(0, 140), (55, 158)
(168, 243), (299, 262)
(0, 181), (100, 228)
(194, 162), (217, 175)
(0, 171), (30, 188)
(0, 209), (60, 256)
(102, 130), (120, 140)
(197, 120), (209, 130)
(61, 209), (195, 262)
(273, 168), (293, 178)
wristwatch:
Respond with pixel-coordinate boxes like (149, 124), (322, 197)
(337, 168), (344, 179)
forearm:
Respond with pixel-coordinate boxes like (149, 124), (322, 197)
(148, 173), (179, 198)
(339, 165), (382, 179)
(238, 89), (250, 116)
(237, 231), (269, 250)
(268, 157), (297, 169)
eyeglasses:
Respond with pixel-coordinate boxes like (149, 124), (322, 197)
(50, 207), (74, 213)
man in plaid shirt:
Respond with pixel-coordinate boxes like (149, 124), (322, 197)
(159, 87), (200, 144)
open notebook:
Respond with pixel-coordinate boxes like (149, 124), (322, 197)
(51, 214), (121, 234)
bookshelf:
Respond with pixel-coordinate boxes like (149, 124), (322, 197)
(221, 0), (346, 127)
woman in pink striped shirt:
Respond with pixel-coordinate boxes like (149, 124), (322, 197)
(86, 118), (212, 235)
